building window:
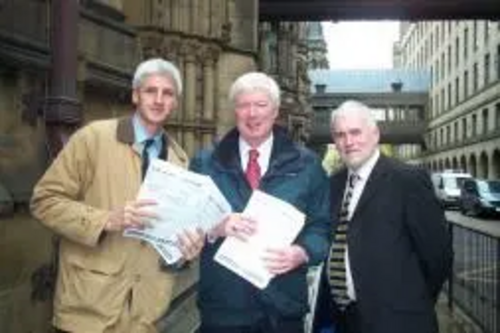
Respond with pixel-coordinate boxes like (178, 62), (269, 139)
(446, 125), (451, 145)
(471, 114), (477, 137)
(447, 83), (452, 109)
(464, 70), (469, 97)
(441, 53), (446, 78)
(434, 94), (439, 116)
(496, 103), (500, 129)
(496, 44), (500, 80)
(455, 77), (460, 104)
(482, 108), (489, 133)
(485, 21), (490, 44)
(484, 53), (490, 85)
(455, 37), (460, 66)
(462, 118), (467, 139)
(473, 21), (478, 52)
(464, 27), (469, 61)
(440, 128), (444, 145)
(473, 63), (478, 92)
(436, 59), (440, 82)
(447, 45), (452, 74)
(454, 121), (459, 142)
(441, 88), (445, 113)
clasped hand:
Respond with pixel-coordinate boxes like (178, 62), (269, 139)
(211, 213), (309, 275)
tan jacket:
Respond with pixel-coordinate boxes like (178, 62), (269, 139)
(31, 117), (189, 333)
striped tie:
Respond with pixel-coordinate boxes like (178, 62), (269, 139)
(327, 173), (359, 307)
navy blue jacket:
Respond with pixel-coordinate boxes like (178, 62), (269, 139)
(190, 126), (331, 327)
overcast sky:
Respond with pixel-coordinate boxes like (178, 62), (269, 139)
(322, 21), (400, 69)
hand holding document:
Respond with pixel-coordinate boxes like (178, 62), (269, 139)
(124, 159), (231, 264)
(214, 190), (305, 289)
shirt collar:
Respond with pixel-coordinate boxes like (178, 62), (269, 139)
(239, 133), (274, 173)
(133, 112), (163, 145)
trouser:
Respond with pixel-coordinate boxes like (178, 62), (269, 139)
(199, 316), (304, 333)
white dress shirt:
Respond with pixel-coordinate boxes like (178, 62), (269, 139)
(345, 149), (380, 300)
(239, 134), (273, 176)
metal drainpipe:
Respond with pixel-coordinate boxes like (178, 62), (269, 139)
(44, 0), (82, 158)
(30, 0), (83, 303)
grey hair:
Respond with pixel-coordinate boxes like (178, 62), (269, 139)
(132, 58), (183, 96)
(330, 100), (378, 129)
(228, 72), (281, 109)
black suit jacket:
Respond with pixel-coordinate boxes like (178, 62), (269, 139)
(312, 155), (453, 333)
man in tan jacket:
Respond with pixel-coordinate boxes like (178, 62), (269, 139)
(31, 58), (204, 333)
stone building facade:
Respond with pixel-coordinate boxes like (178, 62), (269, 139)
(395, 21), (500, 179)
(258, 21), (318, 143)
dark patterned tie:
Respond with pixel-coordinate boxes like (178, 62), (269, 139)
(327, 173), (359, 307)
(141, 138), (155, 180)
(245, 149), (261, 189)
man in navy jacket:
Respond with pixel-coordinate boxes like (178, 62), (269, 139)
(191, 72), (331, 333)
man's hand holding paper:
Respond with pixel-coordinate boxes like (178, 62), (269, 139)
(214, 190), (306, 289)
(124, 159), (232, 264)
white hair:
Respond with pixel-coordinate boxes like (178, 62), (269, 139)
(132, 58), (183, 95)
(228, 72), (281, 109)
(330, 100), (378, 129)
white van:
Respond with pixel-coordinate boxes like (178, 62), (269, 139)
(431, 170), (472, 208)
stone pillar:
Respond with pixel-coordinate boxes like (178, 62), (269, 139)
(199, 0), (209, 36)
(179, 0), (188, 32)
(209, 0), (219, 38)
(203, 59), (215, 121)
(162, 0), (172, 30)
(183, 51), (197, 157)
(171, 52), (184, 123)
(185, 55), (196, 122)
(191, 0), (198, 34)
(171, 0), (179, 31)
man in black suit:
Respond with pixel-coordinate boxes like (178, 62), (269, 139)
(312, 100), (453, 333)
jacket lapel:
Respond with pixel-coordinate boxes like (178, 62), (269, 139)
(351, 155), (389, 221)
(331, 168), (348, 222)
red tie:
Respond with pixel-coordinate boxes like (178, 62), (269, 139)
(246, 149), (261, 189)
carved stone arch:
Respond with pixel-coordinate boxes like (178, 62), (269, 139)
(469, 153), (477, 177)
(478, 151), (489, 179)
(431, 160), (437, 171)
(444, 158), (451, 169)
(452, 156), (459, 169)
(460, 155), (467, 173)
(492, 149), (500, 179)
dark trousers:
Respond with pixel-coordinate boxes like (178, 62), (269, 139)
(199, 317), (304, 333)
(335, 303), (361, 333)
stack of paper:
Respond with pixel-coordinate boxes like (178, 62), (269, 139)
(124, 159), (232, 264)
(214, 190), (305, 289)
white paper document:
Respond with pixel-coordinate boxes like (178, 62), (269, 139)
(214, 190), (305, 289)
(124, 159), (232, 264)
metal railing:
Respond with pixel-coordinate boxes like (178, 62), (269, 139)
(446, 218), (500, 333)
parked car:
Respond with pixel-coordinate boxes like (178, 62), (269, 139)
(459, 178), (500, 217)
(431, 170), (472, 209)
